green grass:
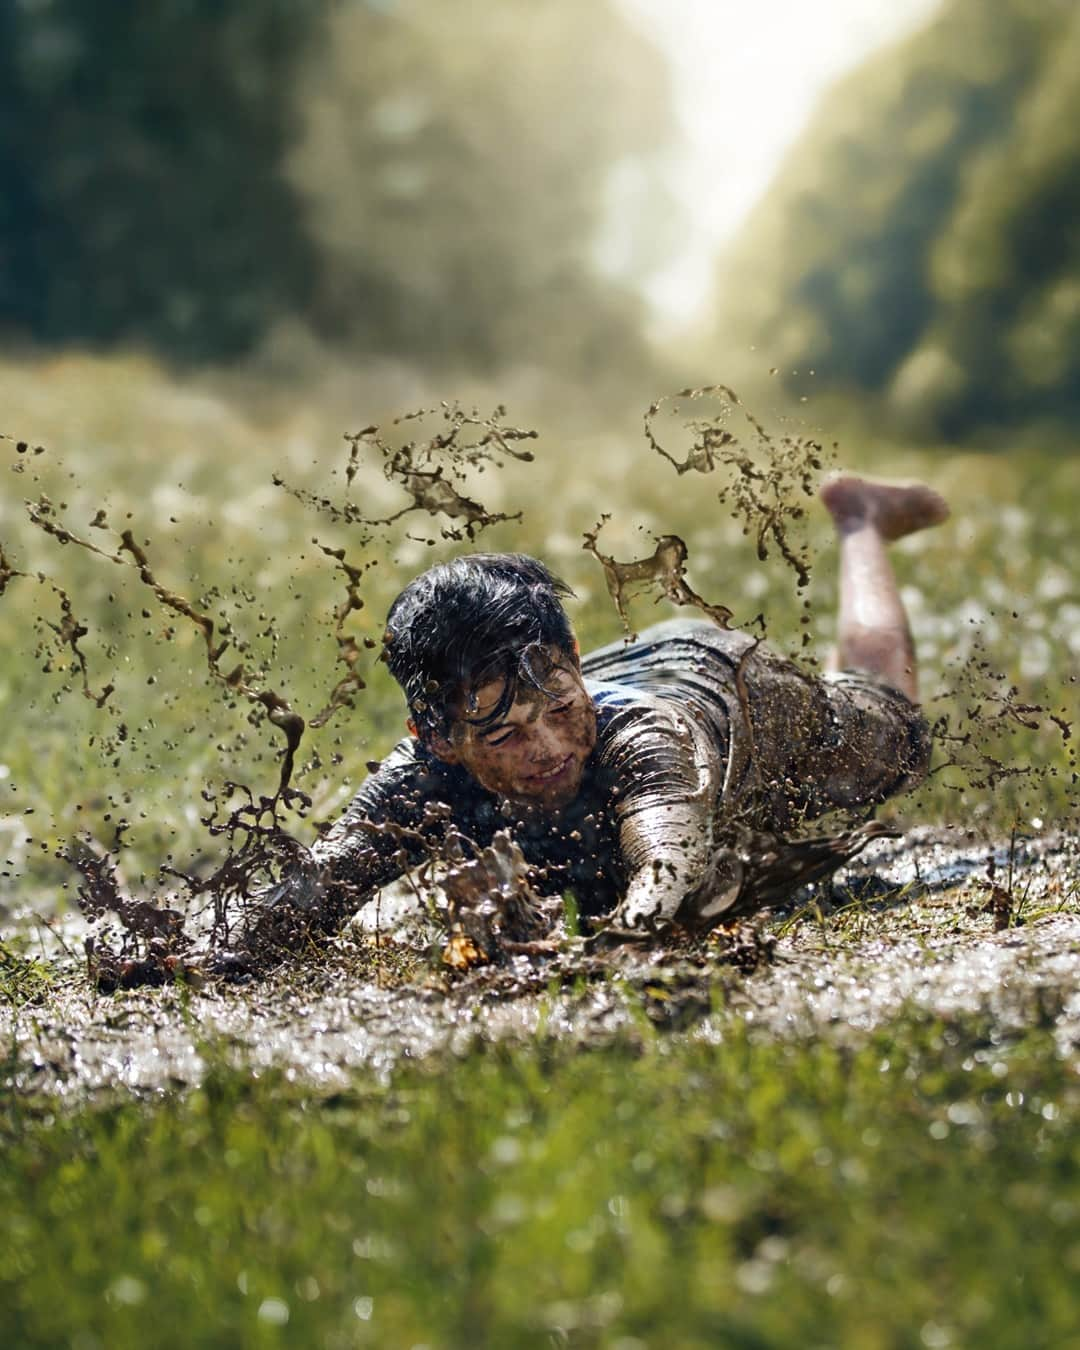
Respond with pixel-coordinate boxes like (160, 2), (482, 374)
(1, 354), (1076, 909)
(2, 353), (1079, 1350)
(0, 939), (57, 1009)
(3, 1013), (1080, 1349)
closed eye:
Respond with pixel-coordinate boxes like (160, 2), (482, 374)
(483, 701), (573, 746)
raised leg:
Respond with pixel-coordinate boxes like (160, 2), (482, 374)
(820, 475), (949, 703)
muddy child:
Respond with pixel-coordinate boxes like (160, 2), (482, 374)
(219, 474), (949, 965)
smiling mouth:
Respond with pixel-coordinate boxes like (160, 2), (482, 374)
(526, 754), (573, 785)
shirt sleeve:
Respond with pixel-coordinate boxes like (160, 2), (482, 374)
(235, 738), (459, 958)
(596, 698), (728, 926)
(308, 737), (463, 922)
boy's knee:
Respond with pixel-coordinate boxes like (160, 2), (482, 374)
(813, 672), (932, 810)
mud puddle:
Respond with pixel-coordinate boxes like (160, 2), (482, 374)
(3, 391), (1077, 1103)
(3, 827), (1077, 1102)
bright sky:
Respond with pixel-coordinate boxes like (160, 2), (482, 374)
(617, 0), (942, 325)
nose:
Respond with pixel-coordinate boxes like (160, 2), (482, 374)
(526, 721), (564, 770)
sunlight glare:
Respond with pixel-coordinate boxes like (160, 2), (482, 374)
(618, 0), (943, 325)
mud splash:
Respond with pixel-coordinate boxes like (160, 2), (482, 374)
(927, 634), (1076, 812)
(272, 403), (537, 543)
(1, 387), (1076, 1020)
(582, 516), (732, 640)
(644, 384), (825, 591)
(3, 402), (540, 983)
(2, 829), (1077, 1099)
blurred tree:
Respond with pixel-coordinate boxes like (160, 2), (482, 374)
(714, 0), (1080, 442)
(0, 0), (676, 381)
(286, 0), (674, 379)
(0, 0), (321, 360)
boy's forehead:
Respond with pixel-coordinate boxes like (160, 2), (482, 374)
(454, 647), (578, 721)
(466, 661), (576, 717)
(467, 678), (546, 721)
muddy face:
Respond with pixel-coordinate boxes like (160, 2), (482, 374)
(430, 649), (597, 810)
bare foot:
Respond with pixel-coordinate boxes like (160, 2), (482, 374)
(820, 474), (950, 541)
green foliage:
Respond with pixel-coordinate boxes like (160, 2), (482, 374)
(0, 0), (674, 383)
(1, 360), (1076, 1348)
(3, 1016), (1080, 1347)
(0, 940), (55, 1008)
(717, 0), (1080, 442)
(0, 357), (1075, 902)
(0, 0), (321, 360)
(287, 0), (674, 380)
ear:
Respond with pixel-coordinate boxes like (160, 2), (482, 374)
(427, 730), (461, 766)
(408, 716), (459, 763)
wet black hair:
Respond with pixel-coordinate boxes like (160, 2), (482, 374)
(382, 553), (577, 743)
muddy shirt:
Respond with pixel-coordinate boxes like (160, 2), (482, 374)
(307, 619), (931, 926)
(309, 677), (723, 922)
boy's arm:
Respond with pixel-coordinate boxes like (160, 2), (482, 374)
(227, 739), (446, 967)
(598, 701), (733, 929)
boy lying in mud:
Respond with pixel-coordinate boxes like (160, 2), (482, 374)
(202, 474), (948, 974)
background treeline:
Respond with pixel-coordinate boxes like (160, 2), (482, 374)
(0, 0), (672, 383)
(4, 0), (1080, 445)
(716, 0), (1080, 444)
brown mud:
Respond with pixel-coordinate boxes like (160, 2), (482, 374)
(3, 404), (548, 976)
(644, 384), (824, 591)
(1, 389), (1077, 1089)
(582, 516), (733, 640)
(2, 828), (1078, 1099)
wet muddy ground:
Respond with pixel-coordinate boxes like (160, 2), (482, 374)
(5, 390), (1078, 1115)
(5, 825), (1078, 1102)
